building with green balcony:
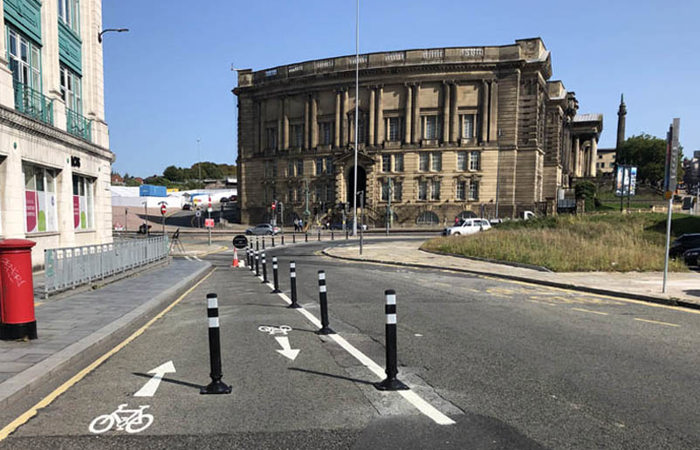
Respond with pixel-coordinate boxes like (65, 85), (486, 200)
(0, 0), (115, 268)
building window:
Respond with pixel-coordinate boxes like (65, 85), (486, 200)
(418, 180), (428, 200)
(7, 28), (41, 90)
(393, 181), (402, 202)
(350, 113), (368, 144)
(272, 162), (278, 177)
(287, 188), (294, 203)
(431, 152), (442, 171)
(266, 127), (277, 150)
(422, 115), (441, 140)
(382, 155), (391, 173)
(430, 180), (441, 201)
(296, 159), (304, 176)
(319, 121), (333, 145)
(325, 157), (333, 175)
(419, 153), (430, 172)
(469, 180), (479, 201)
(72, 174), (94, 230)
(316, 158), (323, 176)
(296, 186), (303, 203)
(461, 114), (475, 139)
(58, 0), (80, 33)
(315, 185), (322, 202)
(394, 154), (404, 172)
(291, 124), (303, 148)
(457, 152), (468, 171)
(288, 160), (294, 177)
(386, 117), (403, 142)
(326, 184), (334, 203)
(381, 180), (390, 201)
(60, 66), (82, 113)
(469, 151), (481, 171)
(23, 164), (58, 233)
(456, 180), (466, 201)
(416, 211), (439, 225)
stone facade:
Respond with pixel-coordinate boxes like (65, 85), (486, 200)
(234, 38), (602, 226)
(0, 0), (114, 267)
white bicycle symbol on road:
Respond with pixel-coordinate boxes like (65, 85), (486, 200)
(89, 404), (154, 434)
(257, 325), (292, 335)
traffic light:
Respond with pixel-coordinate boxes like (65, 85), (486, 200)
(271, 201), (276, 211)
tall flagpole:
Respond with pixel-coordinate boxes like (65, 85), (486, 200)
(352, 0), (359, 237)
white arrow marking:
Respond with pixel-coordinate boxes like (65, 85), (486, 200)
(275, 336), (300, 361)
(134, 361), (176, 397)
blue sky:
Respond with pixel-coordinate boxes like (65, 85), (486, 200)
(103, 0), (700, 177)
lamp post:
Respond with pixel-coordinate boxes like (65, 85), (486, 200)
(98, 28), (129, 43)
(197, 138), (202, 185)
(352, 0), (360, 237)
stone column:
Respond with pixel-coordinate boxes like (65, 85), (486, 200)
(450, 83), (459, 143)
(481, 81), (489, 143)
(376, 86), (384, 146)
(254, 101), (261, 153)
(304, 97), (310, 149)
(412, 84), (421, 144)
(489, 81), (499, 142)
(260, 100), (267, 151)
(573, 136), (580, 177)
(311, 95), (318, 148)
(589, 137), (598, 177)
(442, 82), (450, 143)
(369, 87), (375, 146)
(342, 89), (349, 146)
(282, 97), (289, 149)
(334, 91), (341, 148)
(278, 97), (284, 151)
(404, 84), (412, 144)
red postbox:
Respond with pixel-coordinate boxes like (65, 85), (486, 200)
(0, 239), (37, 340)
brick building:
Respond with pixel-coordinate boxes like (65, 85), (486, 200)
(233, 38), (602, 226)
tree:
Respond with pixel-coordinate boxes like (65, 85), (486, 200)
(163, 165), (184, 182)
(617, 134), (684, 186)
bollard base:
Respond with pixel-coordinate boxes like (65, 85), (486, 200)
(288, 303), (302, 309)
(0, 321), (37, 341)
(272, 288), (282, 294)
(200, 380), (232, 395)
(316, 326), (335, 335)
(374, 377), (409, 391)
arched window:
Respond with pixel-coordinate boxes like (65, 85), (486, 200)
(416, 211), (439, 226)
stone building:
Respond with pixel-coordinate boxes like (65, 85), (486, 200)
(234, 38), (602, 226)
(1, 0), (114, 267)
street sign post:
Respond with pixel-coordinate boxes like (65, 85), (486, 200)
(662, 118), (680, 293)
(232, 235), (248, 249)
(158, 202), (167, 236)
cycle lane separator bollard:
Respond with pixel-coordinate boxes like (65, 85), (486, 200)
(261, 253), (268, 284)
(316, 270), (334, 335)
(260, 266), (455, 426)
(271, 257), (281, 293)
(201, 293), (232, 395)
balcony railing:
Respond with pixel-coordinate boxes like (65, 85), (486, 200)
(66, 107), (92, 142)
(13, 81), (54, 126)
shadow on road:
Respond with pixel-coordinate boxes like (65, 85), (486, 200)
(288, 367), (374, 386)
(132, 372), (203, 392)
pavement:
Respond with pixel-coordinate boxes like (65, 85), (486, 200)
(1, 232), (698, 432)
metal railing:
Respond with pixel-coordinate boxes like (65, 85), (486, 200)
(44, 236), (169, 297)
(66, 107), (92, 142)
(13, 81), (54, 126)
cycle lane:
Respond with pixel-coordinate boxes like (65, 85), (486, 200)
(0, 266), (383, 446)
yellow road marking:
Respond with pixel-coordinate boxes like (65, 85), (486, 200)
(0, 269), (215, 442)
(634, 318), (680, 327)
(572, 308), (609, 316)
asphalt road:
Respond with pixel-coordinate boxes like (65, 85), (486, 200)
(2, 238), (699, 449)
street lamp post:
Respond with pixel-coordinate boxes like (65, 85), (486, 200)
(352, 0), (360, 237)
(197, 138), (202, 184)
(98, 28), (129, 43)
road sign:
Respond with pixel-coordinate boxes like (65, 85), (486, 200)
(160, 204), (167, 215)
(204, 218), (214, 228)
(232, 235), (248, 249)
(195, 210), (202, 218)
(664, 118), (680, 192)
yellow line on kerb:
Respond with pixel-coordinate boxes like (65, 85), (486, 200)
(634, 318), (680, 327)
(0, 269), (215, 442)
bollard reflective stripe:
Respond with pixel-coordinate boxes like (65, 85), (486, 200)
(288, 260), (300, 308)
(316, 270), (334, 335)
(201, 293), (232, 395)
(374, 289), (408, 391)
(272, 256), (281, 293)
(261, 252), (268, 283)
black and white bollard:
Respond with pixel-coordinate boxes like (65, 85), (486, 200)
(248, 248), (253, 271)
(200, 293), (232, 395)
(271, 236), (275, 247)
(374, 289), (408, 391)
(331, 230), (334, 240)
(256, 238), (259, 252)
(293, 233), (296, 244)
(261, 252), (268, 283)
(254, 250), (260, 277)
(288, 260), (300, 308)
(305, 232), (308, 243)
(317, 229), (321, 241)
(346, 229), (349, 240)
(262, 236), (266, 250)
(281, 235), (285, 245)
(316, 270), (334, 335)
(271, 256), (281, 293)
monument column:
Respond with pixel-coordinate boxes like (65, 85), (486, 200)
(442, 82), (450, 143)
(369, 87), (375, 146)
(334, 91), (341, 148)
(589, 137), (598, 177)
(376, 86), (384, 146)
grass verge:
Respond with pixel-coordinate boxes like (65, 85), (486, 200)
(420, 213), (699, 272)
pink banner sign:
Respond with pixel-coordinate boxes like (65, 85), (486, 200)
(25, 191), (37, 232)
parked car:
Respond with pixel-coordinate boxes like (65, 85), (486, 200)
(669, 234), (700, 258)
(229, 195), (238, 202)
(245, 223), (281, 235)
(442, 218), (491, 236)
(683, 248), (700, 266)
(182, 203), (192, 210)
(219, 197), (230, 203)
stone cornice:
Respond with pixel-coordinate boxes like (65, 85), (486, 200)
(0, 105), (114, 162)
